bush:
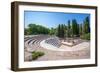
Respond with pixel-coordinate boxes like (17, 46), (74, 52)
(81, 33), (90, 40)
(32, 51), (44, 60)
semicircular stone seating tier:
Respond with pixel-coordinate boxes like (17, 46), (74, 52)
(24, 35), (50, 52)
(45, 37), (61, 48)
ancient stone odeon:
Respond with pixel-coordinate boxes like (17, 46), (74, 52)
(24, 35), (90, 61)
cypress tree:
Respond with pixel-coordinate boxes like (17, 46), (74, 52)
(58, 24), (60, 37)
(72, 19), (79, 37)
(83, 16), (90, 34)
(79, 23), (83, 36)
(67, 20), (71, 37)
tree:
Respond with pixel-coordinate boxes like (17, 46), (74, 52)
(67, 20), (71, 37)
(57, 24), (66, 38)
(61, 24), (64, 38)
(60, 24), (66, 38)
(72, 19), (79, 37)
(28, 24), (37, 34)
(24, 28), (29, 35)
(77, 23), (79, 37)
(49, 28), (56, 35)
(79, 23), (83, 36)
(57, 24), (61, 37)
(83, 16), (90, 34)
(27, 24), (50, 35)
(63, 24), (67, 38)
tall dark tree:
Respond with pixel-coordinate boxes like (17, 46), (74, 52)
(63, 24), (67, 38)
(72, 19), (79, 37)
(61, 24), (64, 38)
(79, 23), (83, 36)
(77, 23), (79, 37)
(67, 20), (71, 37)
(57, 24), (66, 38)
(83, 16), (90, 34)
(57, 24), (61, 37)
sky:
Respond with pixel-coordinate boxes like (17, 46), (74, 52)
(24, 11), (90, 28)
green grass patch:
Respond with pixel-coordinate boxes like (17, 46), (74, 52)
(32, 51), (45, 60)
(81, 33), (90, 40)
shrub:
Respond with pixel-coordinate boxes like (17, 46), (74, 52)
(81, 33), (90, 40)
(32, 51), (44, 60)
